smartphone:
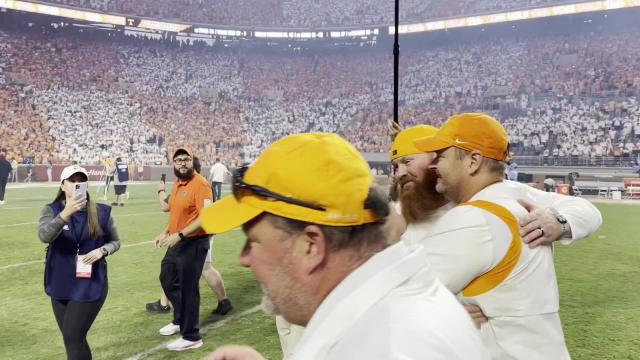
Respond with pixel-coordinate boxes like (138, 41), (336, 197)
(74, 182), (88, 200)
(160, 173), (166, 184)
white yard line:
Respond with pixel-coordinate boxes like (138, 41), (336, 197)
(0, 226), (240, 271)
(0, 211), (164, 228)
(0, 259), (43, 270)
(125, 305), (262, 360)
(0, 240), (156, 271)
(0, 228), (241, 271)
(0, 221), (38, 228)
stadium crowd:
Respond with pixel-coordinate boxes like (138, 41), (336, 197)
(1, 22), (639, 166)
(40, 0), (563, 27)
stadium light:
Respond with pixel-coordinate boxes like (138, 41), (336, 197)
(0, 0), (126, 25)
(389, 0), (640, 34)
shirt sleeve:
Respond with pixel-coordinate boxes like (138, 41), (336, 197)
(512, 181), (603, 243)
(102, 215), (121, 255)
(421, 206), (496, 294)
(38, 205), (65, 243)
(195, 180), (214, 212)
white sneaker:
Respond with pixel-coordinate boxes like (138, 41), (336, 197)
(0, 200), (4, 205)
(166, 337), (203, 351)
(158, 323), (180, 336)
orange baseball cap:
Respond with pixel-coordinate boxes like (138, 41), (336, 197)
(390, 125), (439, 161)
(172, 147), (193, 159)
(413, 113), (509, 161)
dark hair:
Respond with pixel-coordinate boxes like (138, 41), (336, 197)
(260, 185), (390, 252)
(116, 157), (122, 162)
(54, 179), (103, 240)
(193, 156), (201, 173)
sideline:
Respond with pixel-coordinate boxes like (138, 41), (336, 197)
(124, 305), (262, 360)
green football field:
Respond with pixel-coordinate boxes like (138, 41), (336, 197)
(0, 183), (638, 360)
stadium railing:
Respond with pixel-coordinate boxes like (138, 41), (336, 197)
(513, 155), (638, 168)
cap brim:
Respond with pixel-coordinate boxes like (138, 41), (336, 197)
(413, 135), (453, 153)
(61, 171), (88, 183)
(173, 148), (192, 158)
(201, 195), (263, 234)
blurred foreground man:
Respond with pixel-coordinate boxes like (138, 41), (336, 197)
(201, 133), (489, 360)
(412, 113), (579, 359)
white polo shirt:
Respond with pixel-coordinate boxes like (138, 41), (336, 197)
(288, 243), (490, 360)
(407, 181), (572, 359)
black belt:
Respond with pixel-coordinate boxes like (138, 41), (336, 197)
(185, 235), (210, 241)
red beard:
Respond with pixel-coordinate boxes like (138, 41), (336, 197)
(397, 168), (447, 224)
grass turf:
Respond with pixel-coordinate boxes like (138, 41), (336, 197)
(0, 183), (637, 359)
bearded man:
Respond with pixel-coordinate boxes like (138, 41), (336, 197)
(153, 147), (214, 351)
(390, 118), (602, 358)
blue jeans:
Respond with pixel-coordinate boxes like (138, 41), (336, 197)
(212, 182), (222, 201)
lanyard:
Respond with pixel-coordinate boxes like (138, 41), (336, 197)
(70, 211), (89, 254)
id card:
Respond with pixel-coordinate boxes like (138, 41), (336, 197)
(76, 255), (92, 278)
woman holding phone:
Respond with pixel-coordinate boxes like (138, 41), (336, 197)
(38, 165), (121, 360)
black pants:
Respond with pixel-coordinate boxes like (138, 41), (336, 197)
(51, 293), (107, 360)
(160, 237), (209, 341)
(0, 177), (7, 201)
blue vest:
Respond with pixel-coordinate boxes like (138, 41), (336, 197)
(44, 202), (111, 302)
(116, 162), (129, 182)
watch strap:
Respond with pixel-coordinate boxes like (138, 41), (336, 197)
(548, 207), (568, 236)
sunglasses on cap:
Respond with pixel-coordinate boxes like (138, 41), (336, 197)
(232, 165), (326, 212)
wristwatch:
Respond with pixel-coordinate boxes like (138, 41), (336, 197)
(100, 247), (108, 257)
(178, 232), (186, 241)
(549, 207), (569, 237)
(158, 189), (165, 194)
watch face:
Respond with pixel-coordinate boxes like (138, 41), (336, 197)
(557, 215), (568, 224)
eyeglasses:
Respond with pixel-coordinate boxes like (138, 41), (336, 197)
(173, 157), (192, 165)
(232, 165), (326, 211)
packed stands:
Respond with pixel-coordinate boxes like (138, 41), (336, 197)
(39, 0), (564, 27)
(1, 11), (640, 166)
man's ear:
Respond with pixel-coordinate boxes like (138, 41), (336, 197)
(468, 151), (483, 175)
(292, 224), (327, 275)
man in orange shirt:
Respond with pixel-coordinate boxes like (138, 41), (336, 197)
(154, 147), (212, 351)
